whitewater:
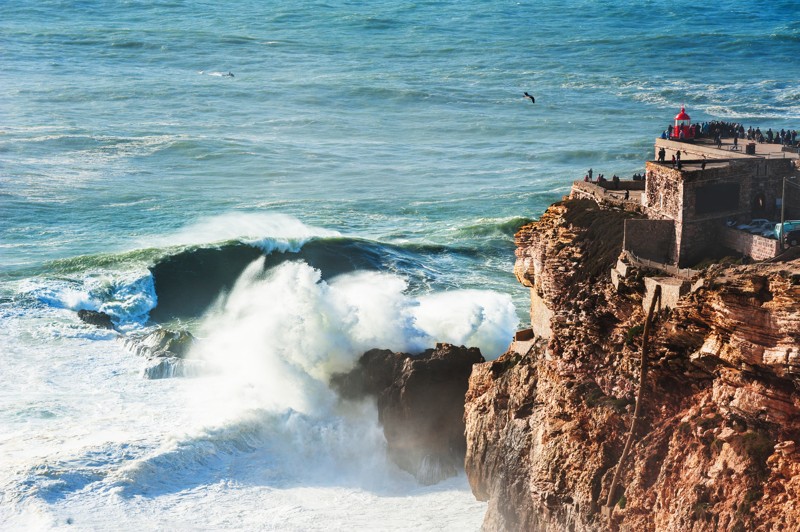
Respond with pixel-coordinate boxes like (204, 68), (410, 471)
(2, 0), (800, 529)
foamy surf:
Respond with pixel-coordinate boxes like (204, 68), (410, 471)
(182, 259), (516, 417)
(1, 248), (513, 531)
(10, 0), (795, 528)
(17, 271), (157, 330)
(137, 212), (341, 252)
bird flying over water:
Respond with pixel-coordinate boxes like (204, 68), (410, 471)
(523, 92), (535, 103)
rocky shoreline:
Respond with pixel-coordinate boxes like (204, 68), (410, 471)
(75, 195), (799, 531)
(464, 197), (800, 531)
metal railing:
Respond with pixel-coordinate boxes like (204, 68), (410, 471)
(622, 250), (699, 279)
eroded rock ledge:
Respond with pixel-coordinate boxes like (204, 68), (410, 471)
(465, 198), (800, 531)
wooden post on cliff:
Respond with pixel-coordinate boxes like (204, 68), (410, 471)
(604, 284), (662, 528)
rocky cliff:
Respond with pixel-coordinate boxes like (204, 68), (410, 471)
(464, 198), (800, 531)
(333, 343), (484, 485)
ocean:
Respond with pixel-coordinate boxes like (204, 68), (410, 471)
(1, 0), (799, 529)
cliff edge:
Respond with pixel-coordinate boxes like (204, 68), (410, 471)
(333, 343), (484, 485)
(464, 198), (800, 531)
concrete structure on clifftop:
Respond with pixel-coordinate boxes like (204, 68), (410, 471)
(628, 109), (800, 267)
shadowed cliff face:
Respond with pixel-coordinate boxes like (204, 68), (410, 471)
(333, 343), (485, 485)
(464, 198), (800, 531)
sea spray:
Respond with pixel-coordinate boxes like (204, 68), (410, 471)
(413, 289), (519, 357)
(167, 259), (517, 486)
(185, 259), (516, 414)
(18, 271), (156, 330)
(138, 212), (342, 252)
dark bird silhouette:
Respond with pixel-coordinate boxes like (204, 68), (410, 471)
(523, 92), (535, 104)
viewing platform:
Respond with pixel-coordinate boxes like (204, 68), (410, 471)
(571, 180), (645, 213)
(655, 137), (799, 169)
(570, 106), (800, 268)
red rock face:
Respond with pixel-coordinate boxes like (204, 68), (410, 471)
(464, 198), (800, 531)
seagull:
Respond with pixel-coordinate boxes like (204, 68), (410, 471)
(523, 92), (535, 104)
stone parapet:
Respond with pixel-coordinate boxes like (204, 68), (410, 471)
(570, 181), (643, 213)
(721, 227), (780, 261)
(655, 138), (756, 161)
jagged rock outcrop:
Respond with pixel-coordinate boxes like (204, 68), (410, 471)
(77, 309), (115, 330)
(334, 343), (485, 485)
(122, 328), (201, 379)
(465, 198), (800, 531)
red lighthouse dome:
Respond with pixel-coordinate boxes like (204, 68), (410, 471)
(670, 105), (695, 140)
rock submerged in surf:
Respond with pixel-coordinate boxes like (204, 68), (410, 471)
(332, 343), (485, 485)
(77, 309), (115, 330)
(142, 356), (205, 379)
(76, 308), (203, 378)
(122, 328), (202, 379)
(123, 328), (196, 358)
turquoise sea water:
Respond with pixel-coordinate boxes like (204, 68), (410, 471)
(1, 1), (799, 528)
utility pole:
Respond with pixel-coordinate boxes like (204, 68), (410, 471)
(780, 176), (800, 251)
(781, 177), (787, 251)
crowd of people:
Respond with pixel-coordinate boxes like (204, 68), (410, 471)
(579, 117), (800, 194)
(661, 120), (799, 147)
(583, 168), (645, 186)
(581, 168), (639, 201)
(747, 126), (797, 145)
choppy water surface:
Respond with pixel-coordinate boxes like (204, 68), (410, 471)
(2, 0), (799, 528)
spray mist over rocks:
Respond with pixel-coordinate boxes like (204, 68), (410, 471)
(142, 258), (518, 498)
(185, 258), (518, 421)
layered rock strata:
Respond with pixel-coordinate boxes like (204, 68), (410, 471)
(465, 198), (800, 531)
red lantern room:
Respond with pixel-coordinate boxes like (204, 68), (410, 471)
(670, 105), (695, 140)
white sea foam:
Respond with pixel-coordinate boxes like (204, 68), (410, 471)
(1, 258), (498, 530)
(182, 259), (515, 425)
(199, 70), (236, 77)
(413, 289), (519, 356)
(18, 271), (157, 329)
(22, 280), (95, 311)
(139, 211), (341, 253)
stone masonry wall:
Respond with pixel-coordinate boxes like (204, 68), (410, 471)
(682, 163), (750, 216)
(685, 159), (788, 221)
(721, 227), (780, 261)
(646, 157), (793, 265)
(644, 162), (682, 219)
(623, 218), (675, 263)
(529, 287), (553, 340)
(676, 218), (727, 266)
(643, 276), (690, 311)
(570, 181), (644, 213)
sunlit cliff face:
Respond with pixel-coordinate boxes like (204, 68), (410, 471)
(466, 198), (800, 532)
